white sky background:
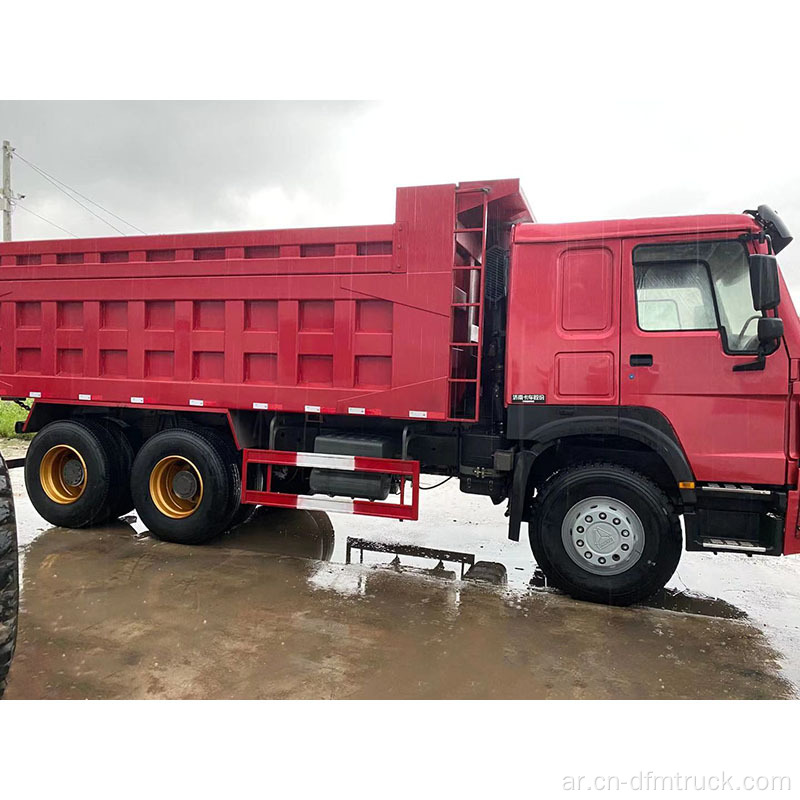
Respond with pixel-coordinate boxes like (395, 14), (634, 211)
(2, 1), (800, 307)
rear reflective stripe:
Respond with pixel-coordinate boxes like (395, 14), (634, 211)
(296, 496), (355, 514)
(296, 452), (356, 470)
(240, 448), (420, 521)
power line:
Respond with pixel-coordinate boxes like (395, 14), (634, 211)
(15, 155), (128, 236)
(14, 201), (78, 238)
(14, 151), (146, 235)
(16, 151), (144, 234)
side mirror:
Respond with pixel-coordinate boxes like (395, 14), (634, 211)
(749, 254), (781, 311)
(733, 316), (783, 372)
(758, 316), (783, 346)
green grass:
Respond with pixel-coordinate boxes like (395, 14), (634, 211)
(0, 400), (32, 438)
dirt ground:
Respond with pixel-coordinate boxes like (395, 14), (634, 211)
(3, 452), (795, 698)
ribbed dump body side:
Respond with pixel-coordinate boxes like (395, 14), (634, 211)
(0, 179), (531, 421)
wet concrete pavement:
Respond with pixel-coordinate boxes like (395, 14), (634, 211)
(5, 500), (795, 699)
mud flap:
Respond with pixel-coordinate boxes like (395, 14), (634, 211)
(507, 448), (538, 541)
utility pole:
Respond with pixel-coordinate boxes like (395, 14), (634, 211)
(2, 140), (12, 241)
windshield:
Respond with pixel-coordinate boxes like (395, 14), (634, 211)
(634, 240), (759, 353)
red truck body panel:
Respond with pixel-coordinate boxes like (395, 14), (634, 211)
(507, 215), (796, 487)
(0, 180), (531, 421)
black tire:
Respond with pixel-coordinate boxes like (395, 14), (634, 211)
(230, 502), (257, 528)
(0, 456), (18, 698)
(306, 510), (336, 561)
(185, 424), (244, 530)
(101, 420), (135, 519)
(131, 427), (239, 544)
(24, 419), (124, 528)
(227, 435), (262, 529)
(529, 462), (682, 606)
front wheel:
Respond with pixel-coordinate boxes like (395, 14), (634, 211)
(529, 463), (681, 606)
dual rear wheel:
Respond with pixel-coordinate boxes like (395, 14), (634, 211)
(25, 419), (133, 529)
(131, 427), (243, 544)
(25, 421), (249, 544)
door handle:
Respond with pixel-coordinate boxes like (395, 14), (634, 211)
(629, 354), (653, 367)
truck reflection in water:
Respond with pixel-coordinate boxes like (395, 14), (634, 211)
(207, 507), (336, 562)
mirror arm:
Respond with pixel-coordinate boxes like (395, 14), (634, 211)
(732, 352), (766, 372)
(731, 336), (778, 373)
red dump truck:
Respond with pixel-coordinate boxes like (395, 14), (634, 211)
(0, 178), (797, 605)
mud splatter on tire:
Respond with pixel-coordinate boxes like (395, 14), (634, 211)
(0, 455), (18, 697)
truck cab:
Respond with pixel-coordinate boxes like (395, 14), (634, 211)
(505, 204), (798, 602)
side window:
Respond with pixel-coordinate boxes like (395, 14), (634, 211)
(633, 240), (759, 353)
(634, 261), (717, 331)
(709, 244), (760, 352)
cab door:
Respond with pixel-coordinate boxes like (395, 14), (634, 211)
(619, 235), (789, 485)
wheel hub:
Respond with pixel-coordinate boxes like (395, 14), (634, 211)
(61, 458), (85, 487)
(172, 469), (198, 500)
(39, 445), (87, 505)
(561, 496), (644, 575)
(586, 522), (618, 553)
(149, 455), (204, 519)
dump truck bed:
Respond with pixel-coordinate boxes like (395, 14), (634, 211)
(0, 180), (531, 422)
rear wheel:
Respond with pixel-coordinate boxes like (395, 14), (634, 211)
(230, 502), (257, 528)
(529, 462), (681, 606)
(0, 456), (18, 698)
(103, 421), (135, 519)
(131, 427), (239, 544)
(25, 420), (125, 528)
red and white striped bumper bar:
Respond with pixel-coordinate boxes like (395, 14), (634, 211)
(241, 449), (420, 521)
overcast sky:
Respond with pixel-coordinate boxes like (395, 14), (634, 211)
(3, 100), (800, 296)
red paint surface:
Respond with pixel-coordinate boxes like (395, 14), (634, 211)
(0, 180), (531, 421)
(618, 233), (789, 485)
(507, 238), (622, 405)
(507, 215), (797, 488)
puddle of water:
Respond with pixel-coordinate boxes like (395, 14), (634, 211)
(7, 466), (800, 692)
(11, 477), (766, 624)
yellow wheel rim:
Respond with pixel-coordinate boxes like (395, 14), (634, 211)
(39, 445), (87, 504)
(149, 456), (204, 519)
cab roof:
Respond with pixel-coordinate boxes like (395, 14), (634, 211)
(513, 214), (760, 244)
